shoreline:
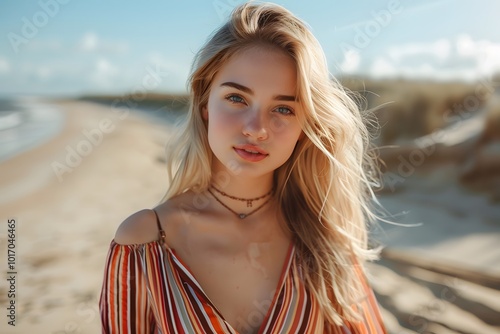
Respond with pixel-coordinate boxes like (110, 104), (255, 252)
(0, 100), (77, 205)
(0, 98), (66, 163)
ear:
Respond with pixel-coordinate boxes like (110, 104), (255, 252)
(202, 106), (208, 121)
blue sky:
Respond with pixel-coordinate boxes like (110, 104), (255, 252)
(1, 0), (499, 96)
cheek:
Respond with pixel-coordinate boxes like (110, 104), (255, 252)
(268, 116), (287, 134)
(208, 112), (237, 133)
(269, 116), (302, 141)
(206, 102), (240, 136)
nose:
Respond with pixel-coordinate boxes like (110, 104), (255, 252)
(242, 108), (269, 141)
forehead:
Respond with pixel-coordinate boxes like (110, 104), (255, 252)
(212, 45), (297, 95)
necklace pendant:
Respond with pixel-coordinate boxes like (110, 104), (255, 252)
(247, 200), (252, 208)
(238, 213), (247, 219)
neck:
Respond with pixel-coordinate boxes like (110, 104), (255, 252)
(207, 171), (275, 219)
(210, 174), (274, 199)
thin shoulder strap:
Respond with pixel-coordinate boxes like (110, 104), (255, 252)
(152, 209), (166, 245)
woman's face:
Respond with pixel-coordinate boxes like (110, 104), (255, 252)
(203, 45), (303, 179)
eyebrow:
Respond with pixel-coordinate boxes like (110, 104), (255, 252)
(220, 81), (297, 102)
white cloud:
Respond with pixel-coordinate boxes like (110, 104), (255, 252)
(339, 50), (361, 74)
(456, 34), (500, 76)
(80, 32), (99, 52)
(388, 39), (451, 62)
(89, 58), (119, 88)
(370, 57), (397, 78)
(77, 32), (129, 54)
(36, 66), (52, 80)
(0, 57), (10, 73)
(456, 35), (476, 58)
(370, 35), (500, 80)
(96, 59), (117, 74)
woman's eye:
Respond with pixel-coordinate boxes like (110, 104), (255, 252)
(275, 106), (294, 115)
(226, 94), (245, 104)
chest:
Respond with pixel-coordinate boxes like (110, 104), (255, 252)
(191, 243), (292, 330)
(144, 241), (327, 334)
(163, 209), (295, 331)
(170, 230), (291, 333)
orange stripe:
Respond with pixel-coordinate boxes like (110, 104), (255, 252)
(108, 245), (119, 333)
(120, 247), (129, 334)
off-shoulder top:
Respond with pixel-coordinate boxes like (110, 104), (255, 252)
(99, 209), (386, 333)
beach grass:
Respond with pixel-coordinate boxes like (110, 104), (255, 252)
(340, 77), (494, 144)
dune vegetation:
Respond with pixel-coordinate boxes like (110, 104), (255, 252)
(340, 76), (498, 145)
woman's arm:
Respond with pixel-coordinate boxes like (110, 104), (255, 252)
(99, 241), (156, 334)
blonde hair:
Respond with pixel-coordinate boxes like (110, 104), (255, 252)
(159, 1), (381, 327)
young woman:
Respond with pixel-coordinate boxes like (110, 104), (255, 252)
(100, 2), (386, 333)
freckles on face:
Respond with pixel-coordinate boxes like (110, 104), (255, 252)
(203, 45), (303, 175)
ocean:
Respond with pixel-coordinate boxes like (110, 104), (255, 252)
(0, 97), (65, 162)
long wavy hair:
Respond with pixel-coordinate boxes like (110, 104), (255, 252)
(159, 1), (381, 327)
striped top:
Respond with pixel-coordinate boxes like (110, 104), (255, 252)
(99, 213), (386, 333)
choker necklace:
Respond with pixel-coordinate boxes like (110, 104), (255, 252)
(207, 187), (274, 219)
(210, 185), (273, 207)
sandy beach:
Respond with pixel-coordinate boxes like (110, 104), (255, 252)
(0, 100), (499, 333)
(0, 100), (171, 333)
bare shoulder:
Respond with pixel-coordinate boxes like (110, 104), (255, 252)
(113, 195), (197, 246)
(114, 209), (160, 245)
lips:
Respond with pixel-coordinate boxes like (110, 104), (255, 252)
(233, 144), (269, 162)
